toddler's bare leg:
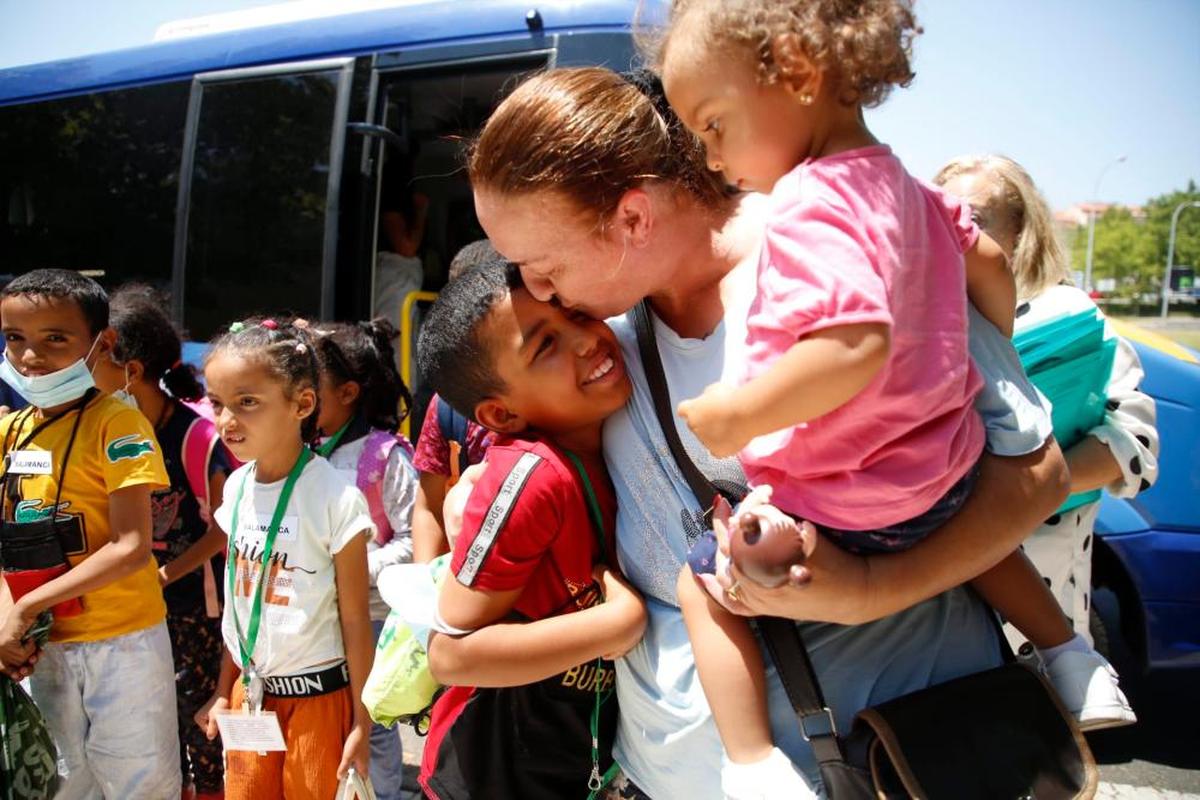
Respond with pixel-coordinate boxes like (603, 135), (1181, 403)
(676, 566), (773, 763)
(972, 549), (1071, 647)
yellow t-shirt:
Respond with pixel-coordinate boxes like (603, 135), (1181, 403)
(0, 393), (169, 642)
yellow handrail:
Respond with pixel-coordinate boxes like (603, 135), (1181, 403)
(398, 290), (439, 439)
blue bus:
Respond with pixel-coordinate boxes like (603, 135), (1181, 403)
(0, 0), (643, 340)
(1, 0), (1196, 673)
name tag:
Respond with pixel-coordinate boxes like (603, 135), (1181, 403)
(7, 451), (52, 475)
(215, 710), (287, 752)
(243, 513), (300, 542)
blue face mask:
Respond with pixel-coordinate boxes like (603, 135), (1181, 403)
(0, 336), (101, 409)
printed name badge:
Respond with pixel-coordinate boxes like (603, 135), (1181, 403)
(246, 513), (300, 542)
(215, 710), (287, 752)
(7, 451), (52, 475)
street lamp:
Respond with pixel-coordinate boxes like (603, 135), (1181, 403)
(1083, 154), (1128, 292)
(1160, 200), (1200, 318)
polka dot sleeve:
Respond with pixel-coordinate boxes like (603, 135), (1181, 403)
(1089, 334), (1160, 498)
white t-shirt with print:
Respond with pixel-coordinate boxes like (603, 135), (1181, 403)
(214, 455), (374, 678)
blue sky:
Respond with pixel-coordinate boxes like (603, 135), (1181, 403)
(1, 0), (1197, 210)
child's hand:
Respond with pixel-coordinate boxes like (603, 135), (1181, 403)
(592, 565), (647, 659)
(0, 605), (38, 679)
(337, 721), (371, 780)
(678, 382), (750, 458)
(195, 693), (229, 740)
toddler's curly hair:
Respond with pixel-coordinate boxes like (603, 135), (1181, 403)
(662, 0), (921, 108)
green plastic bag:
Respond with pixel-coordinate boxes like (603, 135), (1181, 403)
(363, 554), (451, 730)
(0, 612), (59, 800)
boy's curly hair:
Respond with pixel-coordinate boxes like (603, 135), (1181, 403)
(663, 0), (921, 108)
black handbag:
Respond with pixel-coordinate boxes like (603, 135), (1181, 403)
(631, 301), (1099, 799)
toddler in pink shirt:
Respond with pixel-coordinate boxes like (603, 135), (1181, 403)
(659, 1), (1131, 797)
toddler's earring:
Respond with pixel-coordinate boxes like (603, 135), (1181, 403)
(798, 92), (814, 106)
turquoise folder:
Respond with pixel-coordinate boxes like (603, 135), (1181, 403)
(1013, 308), (1117, 513)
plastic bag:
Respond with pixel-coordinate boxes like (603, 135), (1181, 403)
(335, 766), (377, 800)
(363, 554), (451, 729)
(0, 612), (59, 800)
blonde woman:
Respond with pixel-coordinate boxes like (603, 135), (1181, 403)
(935, 155), (1160, 655)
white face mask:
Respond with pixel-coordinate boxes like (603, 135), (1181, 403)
(0, 336), (101, 408)
(110, 361), (138, 410)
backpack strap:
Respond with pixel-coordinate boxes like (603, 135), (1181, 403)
(436, 396), (472, 484)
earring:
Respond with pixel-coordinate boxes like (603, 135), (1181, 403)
(798, 93), (814, 106)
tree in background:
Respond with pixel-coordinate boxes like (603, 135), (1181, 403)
(1071, 181), (1200, 309)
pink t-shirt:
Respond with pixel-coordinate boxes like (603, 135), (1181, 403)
(740, 145), (984, 530)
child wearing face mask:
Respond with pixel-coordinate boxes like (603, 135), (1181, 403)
(0, 269), (182, 798)
(91, 285), (233, 800)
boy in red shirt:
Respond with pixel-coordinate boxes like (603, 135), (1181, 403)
(414, 258), (646, 800)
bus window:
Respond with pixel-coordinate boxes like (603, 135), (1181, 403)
(0, 81), (189, 289)
(177, 62), (351, 340)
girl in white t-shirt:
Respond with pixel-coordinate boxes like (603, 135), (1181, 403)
(311, 319), (418, 800)
(195, 318), (375, 800)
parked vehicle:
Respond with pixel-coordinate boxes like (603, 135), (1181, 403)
(1095, 322), (1200, 670)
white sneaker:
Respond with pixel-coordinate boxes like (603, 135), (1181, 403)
(1043, 648), (1137, 731)
(721, 747), (817, 800)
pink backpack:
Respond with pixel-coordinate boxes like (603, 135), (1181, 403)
(181, 399), (242, 617)
(356, 428), (414, 546)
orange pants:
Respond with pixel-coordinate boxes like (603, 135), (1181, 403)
(225, 680), (352, 800)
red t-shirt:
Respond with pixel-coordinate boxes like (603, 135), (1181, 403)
(420, 435), (618, 800)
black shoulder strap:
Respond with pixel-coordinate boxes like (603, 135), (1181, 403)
(630, 301), (719, 511)
(630, 300), (848, 768)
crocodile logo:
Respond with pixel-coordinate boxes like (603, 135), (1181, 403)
(106, 434), (155, 463)
(13, 499), (71, 524)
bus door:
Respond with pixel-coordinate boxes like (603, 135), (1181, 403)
(172, 58), (355, 340)
(361, 47), (553, 437)
(354, 33), (637, 437)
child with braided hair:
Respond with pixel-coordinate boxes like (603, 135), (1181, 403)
(195, 318), (375, 800)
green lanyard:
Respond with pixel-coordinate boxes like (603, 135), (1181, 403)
(563, 450), (621, 799)
(315, 418), (352, 458)
(226, 448), (313, 691)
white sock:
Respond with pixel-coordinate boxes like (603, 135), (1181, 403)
(721, 747), (816, 800)
(1037, 632), (1092, 663)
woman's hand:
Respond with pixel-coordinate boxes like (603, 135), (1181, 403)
(195, 693), (229, 741)
(697, 493), (873, 624)
(337, 720), (371, 779)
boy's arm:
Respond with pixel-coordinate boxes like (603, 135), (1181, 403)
(437, 575), (523, 632)
(429, 566), (646, 687)
(334, 532), (374, 779)
(964, 232), (1015, 338)
(678, 321), (890, 457)
(0, 483), (156, 650)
